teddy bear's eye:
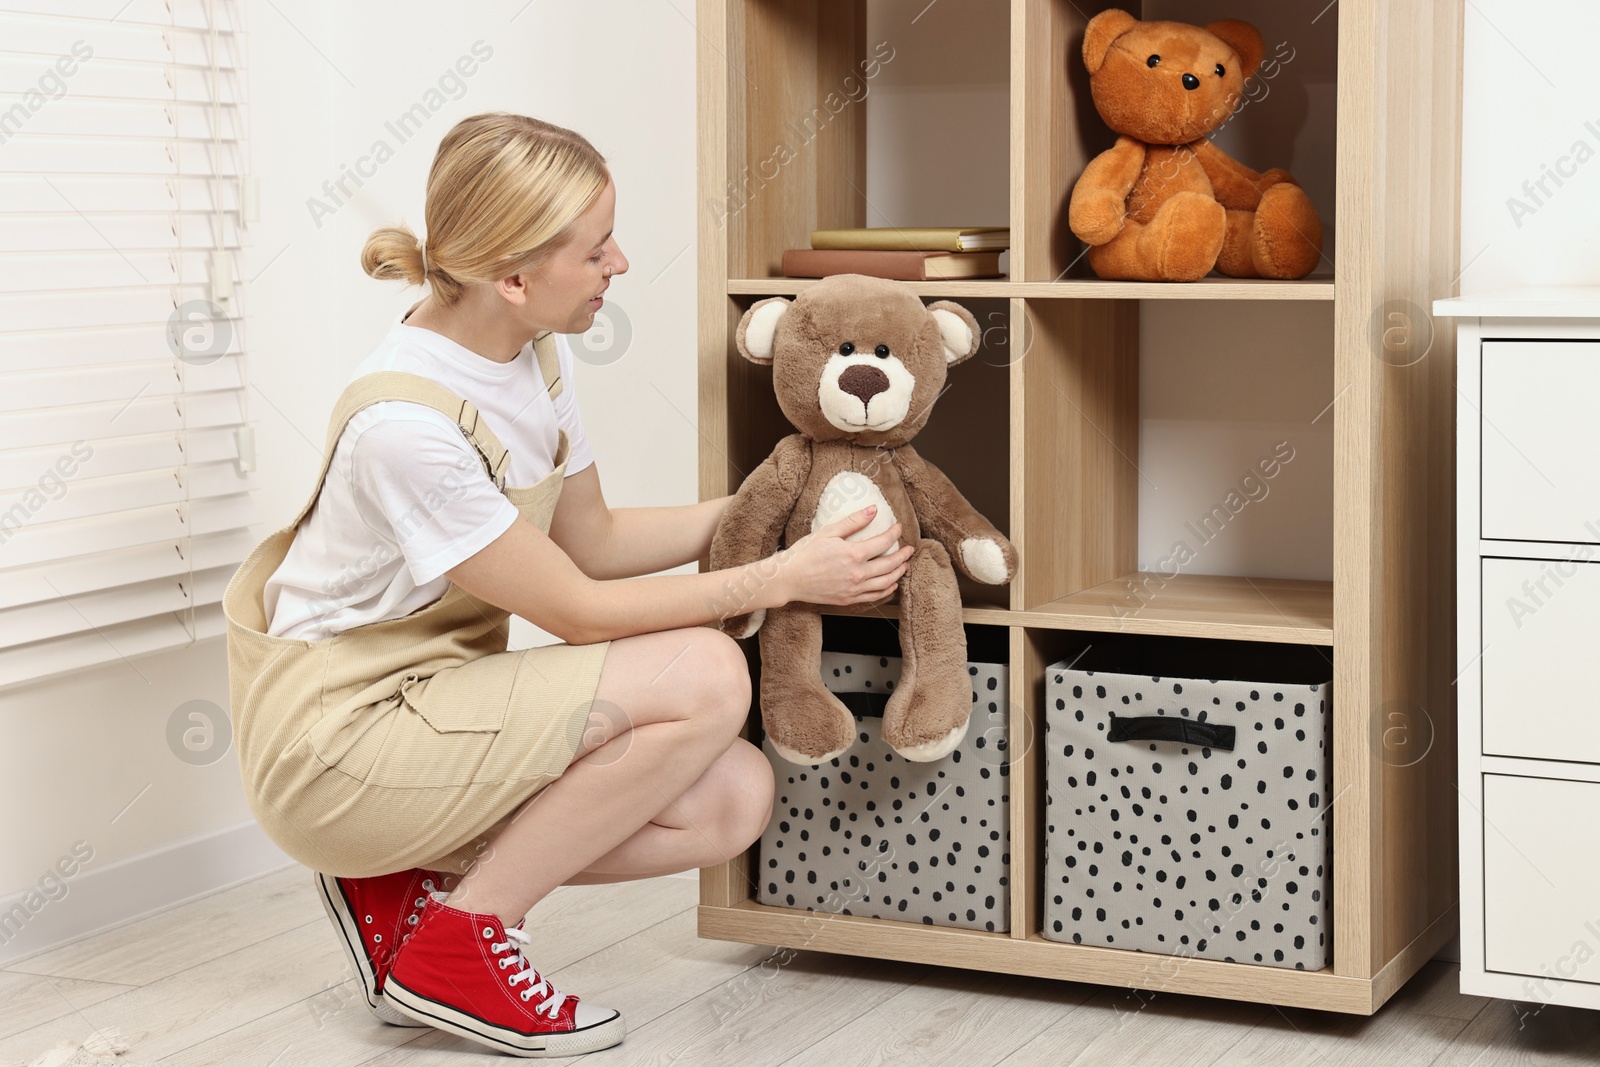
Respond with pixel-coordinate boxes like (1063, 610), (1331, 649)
(838, 341), (855, 355)
(1146, 54), (1160, 68)
(874, 344), (890, 358)
(1215, 63), (1226, 76)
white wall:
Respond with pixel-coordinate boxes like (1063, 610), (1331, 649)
(865, 0), (1009, 231)
(1458, 0), (1600, 292)
(1, 0), (697, 950)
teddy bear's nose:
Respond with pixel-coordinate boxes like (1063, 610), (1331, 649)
(838, 364), (890, 405)
(1182, 72), (1200, 90)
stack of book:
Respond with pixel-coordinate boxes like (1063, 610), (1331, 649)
(781, 227), (1009, 281)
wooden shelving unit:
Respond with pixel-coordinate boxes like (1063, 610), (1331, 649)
(696, 0), (1462, 1015)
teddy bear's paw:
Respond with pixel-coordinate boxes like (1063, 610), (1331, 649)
(1069, 191), (1128, 246)
(769, 735), (854, 767)
(722, 608), (765, 640)
(1251, 183), (1323, 280)
(1144, 192), (1226, 281)
(764, 700), (857, 767)
(891, 717), (970, 763)
(960, 537), (1011, 584)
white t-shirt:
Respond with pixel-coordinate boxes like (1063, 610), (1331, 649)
(262, 309), (596, 641)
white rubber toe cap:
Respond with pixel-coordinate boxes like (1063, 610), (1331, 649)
(574, 1002), (622, 1030)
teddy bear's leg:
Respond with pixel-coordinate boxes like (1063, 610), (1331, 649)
(1089, 191), (1225, 282)
(756, 602), (860, 766)
(1215, 209), (1260, 278)
(881, 537), (974, 762)
(1249, 182), (1323, 279)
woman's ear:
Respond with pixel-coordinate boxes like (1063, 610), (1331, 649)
(927, 301), (981, 366)
(737, 297), (790, 365)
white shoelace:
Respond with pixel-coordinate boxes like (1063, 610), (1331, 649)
(493, 926), (572, 1019)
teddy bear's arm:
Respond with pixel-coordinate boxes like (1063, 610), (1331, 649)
(707, 433), (812, 637)
(891, 446), (1017, 586)
(1068, 135), (1148, 246)
(1189, 137), (1296, 212)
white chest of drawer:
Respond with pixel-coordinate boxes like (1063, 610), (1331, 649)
(1440, 288), (1600, 1012)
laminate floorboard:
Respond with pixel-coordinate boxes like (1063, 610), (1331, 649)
(0, 869), (1568, 1067)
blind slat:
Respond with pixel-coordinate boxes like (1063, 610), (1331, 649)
(0, 140), (242, 176)
(0, 425), (245, 488)
(0, 492), (259, 571)
(0, 601), (226, 689)
(0, 528), (255, 611)
(0, 56), (242, 104)
(0, 563), (236, 647)
(0, 388), (246, 451)
(3, 100), (244, 141)
(0, 322), (241, 369)
(0, 175), (238, 213)
(0, 260), (239, 294)
(0, 1), (242, 33)
(2, 20), (244, 68)
(0, 212), (243, 255)
(0, 463), (256, 531)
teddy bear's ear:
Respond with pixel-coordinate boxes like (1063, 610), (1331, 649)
(926, 301), (981, 367)
(736, 297), (790, 365)
(1205, 18), (1264, 80)
(1082, 8), (1138, 75)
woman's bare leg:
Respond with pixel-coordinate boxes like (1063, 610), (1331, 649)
(557, 737), (773, 884)
(445, 626), (769, 924)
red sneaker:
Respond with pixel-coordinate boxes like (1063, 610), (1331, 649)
(315, 868), (451, 1027)
(384, 892), (625, 1057)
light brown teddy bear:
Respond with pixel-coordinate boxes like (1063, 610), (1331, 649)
(709, 274), (1017, 766)
(1068, 9), (1323, 281)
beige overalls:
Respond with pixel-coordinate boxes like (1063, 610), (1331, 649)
(222, 333), (611, 879)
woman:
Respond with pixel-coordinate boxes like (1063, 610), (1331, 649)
(220, 111), (915, 1058)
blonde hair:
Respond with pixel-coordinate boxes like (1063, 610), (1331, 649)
(361, 112), (610, 306)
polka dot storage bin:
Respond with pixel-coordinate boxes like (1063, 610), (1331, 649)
(757, 648), (1010, 933)
(1041, 636), (1333, 970)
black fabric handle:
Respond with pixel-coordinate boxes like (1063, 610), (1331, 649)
(834, 690), (892, 719)
(1106, 714), (1235, 751)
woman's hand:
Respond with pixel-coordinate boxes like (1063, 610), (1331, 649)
(770, 505), (915, 607)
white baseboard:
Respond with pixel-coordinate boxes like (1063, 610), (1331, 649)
(0, 820), (294, 967)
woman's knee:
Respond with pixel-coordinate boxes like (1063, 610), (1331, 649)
(668, 627), (752, 736)
(593, 625), (750, 734)
(711, 738), (775, 850)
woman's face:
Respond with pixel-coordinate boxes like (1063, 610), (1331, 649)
(523, 177), (628, 335)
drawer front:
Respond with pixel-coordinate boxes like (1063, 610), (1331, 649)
(1481, 556), (1600, 764)
(1483, 774), (1600, 987)
(1482, 340), (1600, 542)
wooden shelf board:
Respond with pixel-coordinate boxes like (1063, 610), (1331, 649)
(1016, 573), (1334, 645)
(728, 276), (1335, 301)
(698, 899), (1375, 1014)
(814, 575), (1333, 643)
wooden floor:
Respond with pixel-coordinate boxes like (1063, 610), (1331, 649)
(1, 865), (1596, 1066)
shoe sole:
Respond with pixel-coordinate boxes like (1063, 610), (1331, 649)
(383, 976), (626, 1057)
(313, 871), (430, 1028)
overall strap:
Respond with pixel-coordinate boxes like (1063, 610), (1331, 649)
(533, 330), (563, 401)
(286, 335), (566, 531)
(289, 372), (511, 530)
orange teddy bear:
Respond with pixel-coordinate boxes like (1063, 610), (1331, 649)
(1068, 9), (1323, 282)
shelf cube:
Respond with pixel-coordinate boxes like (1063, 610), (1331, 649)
(1042, 636), (1332, 970)
(758, 648), (1010, 932)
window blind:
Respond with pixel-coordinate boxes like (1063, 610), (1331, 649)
(0, 0), (259, 688)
